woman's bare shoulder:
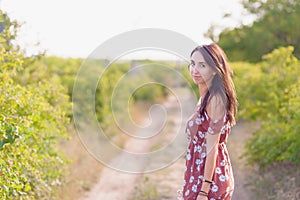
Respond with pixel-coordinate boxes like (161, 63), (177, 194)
(206, 94), (226, 121)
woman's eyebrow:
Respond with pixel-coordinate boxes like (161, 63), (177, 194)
(190, 59), (205, 64)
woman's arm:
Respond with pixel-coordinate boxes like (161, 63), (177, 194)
(199, 95), (226, 195)
(201, 132), (220, 194)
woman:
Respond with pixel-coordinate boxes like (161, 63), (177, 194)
(180, 44), (237, 200)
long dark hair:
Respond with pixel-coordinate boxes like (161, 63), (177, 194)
(190, 44), (238, 125)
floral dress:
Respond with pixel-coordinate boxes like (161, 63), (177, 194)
(180, 100), (234, 200)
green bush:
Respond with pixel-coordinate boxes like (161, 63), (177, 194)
(132, 84), (165, 102)
(231, 61), (264, 120)
(0, 49), (70, 199)
(243, 46), (300, 166)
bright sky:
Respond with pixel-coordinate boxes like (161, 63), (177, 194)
(1, 0), (254, 59)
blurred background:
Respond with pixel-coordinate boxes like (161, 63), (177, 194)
(0, 0), (299, 199)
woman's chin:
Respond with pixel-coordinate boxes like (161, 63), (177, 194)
(192, 79), (202, 85)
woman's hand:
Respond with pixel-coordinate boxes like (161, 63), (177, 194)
(196, 194), (208, 200)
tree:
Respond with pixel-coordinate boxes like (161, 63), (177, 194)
(0, 9), (19, 52)
(214, 0), (300, 62)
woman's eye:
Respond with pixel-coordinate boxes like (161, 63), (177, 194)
(200, 64), (205, 68)
(190, 63), (195, 66)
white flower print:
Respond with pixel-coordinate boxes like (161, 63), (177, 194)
(189, 120), (194, 127)
(194, 145), (197, 153)
(192, 184), (197, 193)
(220, 160), (226, 166)
(220, 125), (226, 134)
(186, 153), (191, 160)
(183, 179), (186, 186)
(195, 159), (201, 165)
(185, 189), (190, 196)
(196, 145), (202, 153)
(197, 178), (201, 184)
(195, 117), (201, 125)
(215, 167), (222, 174)
(192, 136), (198, 144)
(207, 127), (214, 134)
(198, 131), (205, 138)
(210, 198), (216, 200)
(211, 185), (219, 192)
(198, 175), (204, 180)
(197, 165), (200, 171)
(197, 175), (203, 183)
(201, 152), (206, 158)
(189, 176), (194, 183)
(219, 175), (226, 182)
(221, 122), (230, 134)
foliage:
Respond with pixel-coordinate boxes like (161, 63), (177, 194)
(38, 56), (83, 97)
(242, 46), (300, 166)
(203, 4), (300, 173)
(95, 62), (129, 129)
(0, 49), (70, 199)
(230, 61), (263, 120)
(132, 84), (166, 102)
(0, 9), (19, 52)
(0, 9), (70, 199)
(96, 61), (171, 132)
(130, 176), (161, 200)
(216, 0), (300, 62)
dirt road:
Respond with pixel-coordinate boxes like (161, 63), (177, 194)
(80, 88), (195, 200)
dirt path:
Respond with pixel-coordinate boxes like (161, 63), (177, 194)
(79, 88), (259, 200)
(226, 121), (260, 200)
(79, 116), (166, 200)
(78, 121), (155, 200)
(79, 88), (194, 200)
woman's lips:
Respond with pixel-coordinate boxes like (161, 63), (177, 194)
(192, 75), (201, 79)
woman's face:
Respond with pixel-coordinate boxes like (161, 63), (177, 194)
(189, 50), (216, 86)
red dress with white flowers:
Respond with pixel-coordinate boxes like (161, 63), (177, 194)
(181, 100), (234, 200)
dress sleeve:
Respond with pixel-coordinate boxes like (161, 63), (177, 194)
(207, 115), (227, 135)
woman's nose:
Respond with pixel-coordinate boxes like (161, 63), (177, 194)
(190, 67), (198, 74)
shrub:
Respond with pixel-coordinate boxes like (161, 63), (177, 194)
(243, 46), (300, 166)
(0, 49), (70, 199)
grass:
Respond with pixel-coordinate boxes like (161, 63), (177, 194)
(55, 125), (104, 200)
(248, 161), (300, 200)
(130, 176), (162, 200)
